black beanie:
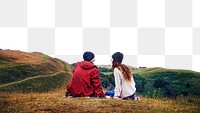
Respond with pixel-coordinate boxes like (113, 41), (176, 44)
(83, 51), (95, 61)
(112, 52), (123, 64)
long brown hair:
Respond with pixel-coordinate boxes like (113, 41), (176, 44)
(112, 60), (132, 82)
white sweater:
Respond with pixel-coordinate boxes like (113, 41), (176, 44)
(114, 68), (136, 98)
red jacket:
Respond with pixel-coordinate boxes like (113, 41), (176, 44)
(66, 61), (105, 97)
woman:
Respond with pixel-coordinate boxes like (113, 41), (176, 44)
(106, 52), (136, 99)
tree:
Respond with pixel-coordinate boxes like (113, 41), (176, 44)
(153, 79), (169, 88)
(134, 74), (146, 93)
(186, 83), (191, 88)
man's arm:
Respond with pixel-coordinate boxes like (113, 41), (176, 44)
(90, 69), (105, 97)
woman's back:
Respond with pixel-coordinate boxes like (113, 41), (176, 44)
(114, 67), (136, 98)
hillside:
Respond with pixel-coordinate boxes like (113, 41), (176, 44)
(99, 66), (200, 98)
(0, 51), (199, 112)
(0, 50), (72, 93)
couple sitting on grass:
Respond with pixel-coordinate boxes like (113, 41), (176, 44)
(66, 51), (138, 100)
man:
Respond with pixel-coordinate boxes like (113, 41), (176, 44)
(66, 51), (105, 97)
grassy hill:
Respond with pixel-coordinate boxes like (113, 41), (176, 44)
(0, 50), (72, 93)
(134, 68), (200, 97)
(0, 51), (200, 112)
(99, 66), (200, 98)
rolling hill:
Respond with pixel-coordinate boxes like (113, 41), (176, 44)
(0, 50), (72, 93)
(99, 65), (200, 98)
(0, 50), (199, 112)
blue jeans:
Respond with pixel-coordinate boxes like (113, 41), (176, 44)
(105, 90), (135, 99)
(105, 90), (115, 97)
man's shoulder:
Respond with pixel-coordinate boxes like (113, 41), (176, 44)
(89, 66), (99, 75)
(92, 66), (99, 72)
(94, 65), (99, 70)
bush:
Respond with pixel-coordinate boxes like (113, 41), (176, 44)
(100, 73), (114, 90)
(99, 67), (200, 98)
(99, 67), (112, 72)
(134, 74), (146, 93)
(153, 79), (169, 88)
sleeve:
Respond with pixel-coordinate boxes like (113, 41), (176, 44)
(90, 69), (105, 97)
(114, 68), (122, 97)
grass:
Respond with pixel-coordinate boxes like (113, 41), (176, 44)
(0, 62), (62, 85)
(60, 61), (69, 73)
(101, 72), (113, 75)
(0, 52), (64, 85)
(0, 51), (199, 112)
(0, 72), (70, 93)
(0, 89), (199, 113)
(43, 55), (49, 62)
(0, 50), (72, 92)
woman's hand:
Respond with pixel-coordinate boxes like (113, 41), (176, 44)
(105, 96), (112, 99)
(113, 96), (122, 100)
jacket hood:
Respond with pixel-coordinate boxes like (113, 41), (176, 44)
(78, 61), (96, 69)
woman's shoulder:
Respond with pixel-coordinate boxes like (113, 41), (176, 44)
(114, 67), (120, 72)
(114, 68), (122, 75)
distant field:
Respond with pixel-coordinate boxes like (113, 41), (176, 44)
(101, 72), (113, 75)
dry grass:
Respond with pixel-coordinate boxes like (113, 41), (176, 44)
(0, 50), (44, 65)
(0, 89), (199, 113)
(0, 50), (67, 71)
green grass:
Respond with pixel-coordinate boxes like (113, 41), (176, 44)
(43, 55), (49, 62)
(0, 72), (70, 93)
(0, 51), (72, 93)
(0, 62), (61, 85)
(61, 61), (69, 73)
(132, 67), (160, 74)
(101, 72), (113, 75)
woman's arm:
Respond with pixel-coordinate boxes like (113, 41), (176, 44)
(114, 68), (122, 98)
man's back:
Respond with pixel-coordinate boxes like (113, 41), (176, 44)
(66, 61), (105, 97)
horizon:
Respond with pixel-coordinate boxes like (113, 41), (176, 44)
(1, 49), (199, 72)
